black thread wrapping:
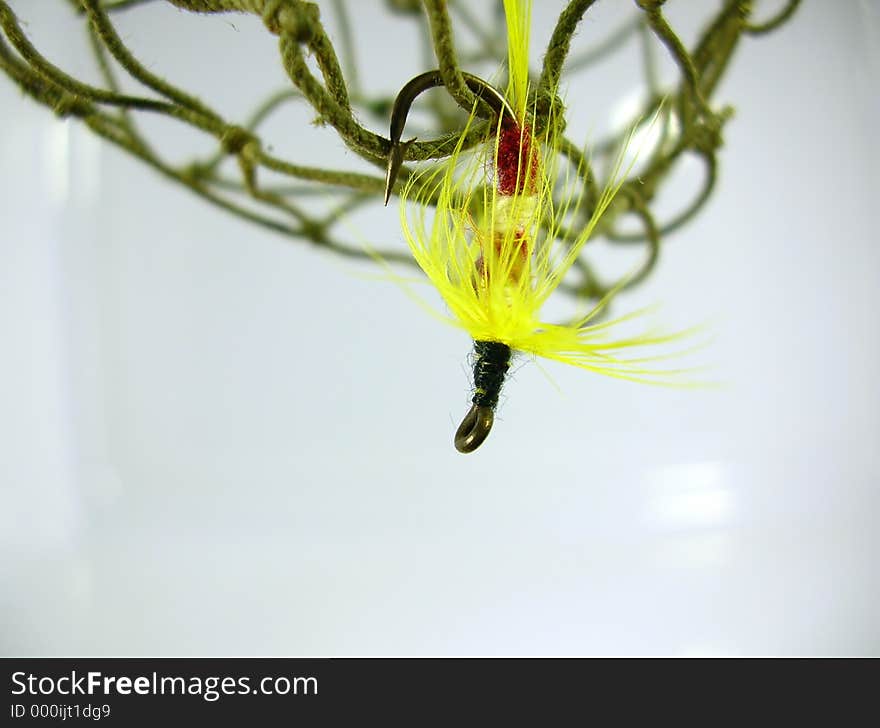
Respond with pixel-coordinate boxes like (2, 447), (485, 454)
(471, 340), (511, 410)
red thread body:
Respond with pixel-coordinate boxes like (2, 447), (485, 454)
(475, 122), (538, 284)
(495, 123), (539, 196)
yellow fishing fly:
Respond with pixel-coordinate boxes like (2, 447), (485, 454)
(386, 0), (692, 453)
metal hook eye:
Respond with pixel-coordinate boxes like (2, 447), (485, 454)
(384, 70), (516, 205)
(454, 404), (495, 453)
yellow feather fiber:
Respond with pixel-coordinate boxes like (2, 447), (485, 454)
(396, 1), (702, 387)
(503, 0), (532, 118)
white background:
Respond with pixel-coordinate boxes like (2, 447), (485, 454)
(1, 0), (878, 655)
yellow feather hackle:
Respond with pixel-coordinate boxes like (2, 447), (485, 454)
(397, 0), (699, 387)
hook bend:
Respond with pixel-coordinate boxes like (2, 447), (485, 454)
(384, 71), (516, 205)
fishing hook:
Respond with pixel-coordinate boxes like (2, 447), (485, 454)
(384, 70), (516, 205)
